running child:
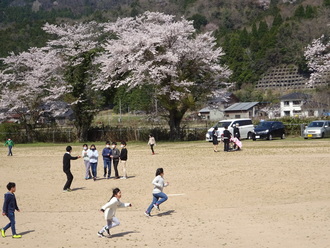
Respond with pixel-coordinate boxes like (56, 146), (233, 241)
(97, 188), (131, 238)
(145, 168), (169, 217)
(1, 182), (21, 238)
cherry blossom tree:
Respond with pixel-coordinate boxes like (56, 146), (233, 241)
(93, 12), (232, 140)
(304, 35), (330, 88)
(42, 22), (105, 141)
(0, 47), (66, 141)
(0, 22), (105, 142)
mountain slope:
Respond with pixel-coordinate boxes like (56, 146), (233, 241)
(0, 0), (329, 89)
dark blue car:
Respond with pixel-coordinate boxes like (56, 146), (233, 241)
(252, 121), (285, 140)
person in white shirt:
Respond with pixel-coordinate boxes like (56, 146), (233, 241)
(148, 134), (156, 155)
(144, 168), (169, 217)
(82, 144), (92, 180)
(87, 144), (99, 181)
(97, 188), (131, 238)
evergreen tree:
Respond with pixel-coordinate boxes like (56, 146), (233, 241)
(188, 14), (208, 31)
(294, 5), (305, 19)
(272, 13), (283, 28)
(258, 21), (269, 39)
(65, 50), (104, 141)
(325, 0), (330, 7)
(305, 5), (317, 19)
(239, 28), (250, 48)
(251, 23), (258, 38)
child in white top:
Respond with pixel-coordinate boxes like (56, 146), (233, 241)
(145, 168), (169, 217)
(82, 144), (91, 180)
(87, 144), (99, 181)
(97, 188), (131, 238)
(148, 134), (156, 155)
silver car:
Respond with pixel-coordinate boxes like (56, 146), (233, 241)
(303, 120), (330, 139)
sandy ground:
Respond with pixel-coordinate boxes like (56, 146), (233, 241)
(0, 138), (329, 248)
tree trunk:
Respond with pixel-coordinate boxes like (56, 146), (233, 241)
(168, 109), (185, 141)
(76, 125), (89, 142)
(74, 115), (91, 142)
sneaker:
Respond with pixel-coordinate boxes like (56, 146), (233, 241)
(144, 212), (151, 217)
(120, 177), (127, 179)
(105, 227), (111, 237)
(97, 231), (105, 238)
(1, 229), (5, 238)
(12, 234), (22, 239)
(153, 204), (160, 211)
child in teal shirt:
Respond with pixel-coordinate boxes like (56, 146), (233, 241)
(4, 138), (14, 156)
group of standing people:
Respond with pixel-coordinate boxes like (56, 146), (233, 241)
(212, 123), (241, 152)
(63, 141), (128, 192)
(81, 141), (128, 181)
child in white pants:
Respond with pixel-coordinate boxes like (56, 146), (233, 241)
(98, 188), (131, 238)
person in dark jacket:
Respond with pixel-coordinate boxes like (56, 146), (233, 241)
(233, 123), (241, 150)
(111, 142), (120, 179)
(102, 141), (112, 179)
(223, 126), (231, 152)
(119, 141), (128, 179)
(1, 182), (21, 238)
(212, 127), (219, 152)
(63, 146), (80, 192)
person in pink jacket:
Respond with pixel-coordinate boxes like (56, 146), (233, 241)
(97, 188), (131, 238)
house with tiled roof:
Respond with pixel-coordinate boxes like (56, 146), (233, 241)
(224, 102), (261, 119)
(198, 93), (238, 121)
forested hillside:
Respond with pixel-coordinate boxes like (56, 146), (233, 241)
(1, 0), (330, 89)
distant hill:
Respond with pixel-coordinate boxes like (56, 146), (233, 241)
(1, 0), (329, 89)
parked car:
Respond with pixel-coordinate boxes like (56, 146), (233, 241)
(303, 120), (330, 139)
(252, 121), (285, 140)
(205, 118), (254, 142)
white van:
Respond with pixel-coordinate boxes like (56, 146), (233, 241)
(205, 118), (254, 141)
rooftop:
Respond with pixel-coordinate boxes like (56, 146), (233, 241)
(224, 102), (259, 112)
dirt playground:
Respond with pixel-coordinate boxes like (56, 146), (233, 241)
(0, 139), (329, 248)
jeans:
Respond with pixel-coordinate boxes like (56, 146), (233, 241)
(8, 146), (13, 156)
(90, 162), (98, 178)
(3, 212), (16, 235)
(103, 160), (111, 177)
(146, 192), (168, 214)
